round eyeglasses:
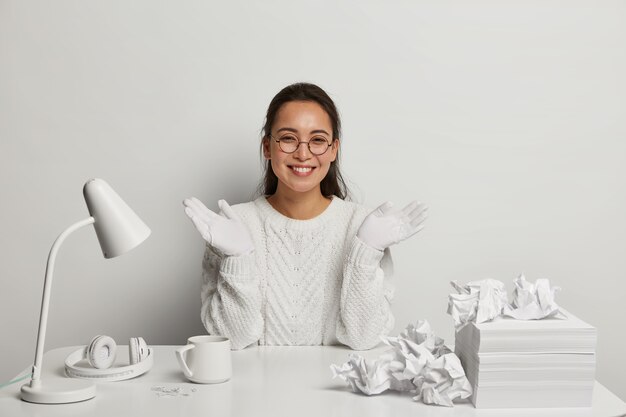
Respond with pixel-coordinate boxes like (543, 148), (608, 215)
(270, 134), (333, 156)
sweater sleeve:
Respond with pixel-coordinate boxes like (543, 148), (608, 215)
(200, 245), (264, 349)
(336, 236), (395, 350)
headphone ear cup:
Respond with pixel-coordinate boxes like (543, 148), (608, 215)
(87, 335), (117, 369)
(129, 337), (148, 365)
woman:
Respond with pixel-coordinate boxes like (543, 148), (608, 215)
(183, 82), (427, 350)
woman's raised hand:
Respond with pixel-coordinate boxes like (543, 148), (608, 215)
(183, 197), (254, 256)
(357, 201), (428, 251)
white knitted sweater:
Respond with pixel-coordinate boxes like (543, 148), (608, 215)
(200, 196), (394, 350)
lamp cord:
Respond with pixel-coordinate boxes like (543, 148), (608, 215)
(0, 371), (33, 389)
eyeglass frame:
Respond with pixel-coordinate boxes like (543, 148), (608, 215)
(269, 134), (335, 156)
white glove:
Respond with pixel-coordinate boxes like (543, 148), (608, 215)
(183, 197), (254, 256)
(357, 201), (428, 251)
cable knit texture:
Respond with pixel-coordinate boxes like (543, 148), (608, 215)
(200, 196), (394, 350)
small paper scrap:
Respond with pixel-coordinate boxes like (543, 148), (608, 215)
(151, 385), (197, 398)
(330, 320), (472, 407)
(448, 274), (563, 329)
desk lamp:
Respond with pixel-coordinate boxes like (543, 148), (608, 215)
(21, 178), (151, 404)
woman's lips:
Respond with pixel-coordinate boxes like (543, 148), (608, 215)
(289, 165), (315, 177)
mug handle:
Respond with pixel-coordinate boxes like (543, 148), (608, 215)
(175, 344), (195, 378)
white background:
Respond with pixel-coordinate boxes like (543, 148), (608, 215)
(1, 0), (624, 400)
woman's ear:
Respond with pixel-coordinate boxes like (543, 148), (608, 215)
(262, 137), (271, 159)
(329, 138), (340, 162)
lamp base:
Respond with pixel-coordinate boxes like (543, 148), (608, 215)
(21, 379), (96, 404)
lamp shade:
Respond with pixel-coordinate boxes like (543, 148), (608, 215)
(83, 178), (151, 258)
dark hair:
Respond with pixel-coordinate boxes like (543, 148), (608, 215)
(258, 82), (349, 200)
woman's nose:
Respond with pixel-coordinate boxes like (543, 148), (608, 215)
(294, 142), (311, 159)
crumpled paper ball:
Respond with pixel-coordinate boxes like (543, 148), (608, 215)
(448, 274), (563, 329)
(331, 320), (472, 407)
(448, 279), (508, 330)
(503, 274), (562, 320)
(412, 353), (473, 407)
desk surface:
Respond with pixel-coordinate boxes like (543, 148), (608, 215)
(1, 345), (624, 417)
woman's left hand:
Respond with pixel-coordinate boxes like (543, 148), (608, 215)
(357, 201), (428, 251)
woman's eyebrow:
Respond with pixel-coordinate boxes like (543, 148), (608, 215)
(310, 129), (330, 135)
(276, 127), (297, 134)
(276, 127), (330, 135)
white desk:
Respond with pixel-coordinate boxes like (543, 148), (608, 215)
(1, 345), (624, 417)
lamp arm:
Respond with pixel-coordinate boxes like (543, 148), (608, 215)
(28, 217), (95, 388)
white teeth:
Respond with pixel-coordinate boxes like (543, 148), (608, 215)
(292, 166), (312, 173)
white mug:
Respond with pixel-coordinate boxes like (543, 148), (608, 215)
(175, 335), (232, 384)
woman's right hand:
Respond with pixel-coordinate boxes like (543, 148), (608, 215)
(183, 197), (254, 256)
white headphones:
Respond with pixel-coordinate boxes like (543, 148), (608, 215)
(65, 335), (154, 382)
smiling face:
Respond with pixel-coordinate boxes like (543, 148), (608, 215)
(263, 100), (339, 197)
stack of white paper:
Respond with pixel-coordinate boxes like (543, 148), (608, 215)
(455, 308), (596, 408)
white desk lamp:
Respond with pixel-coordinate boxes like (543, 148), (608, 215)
(20, 178), (151, 404)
